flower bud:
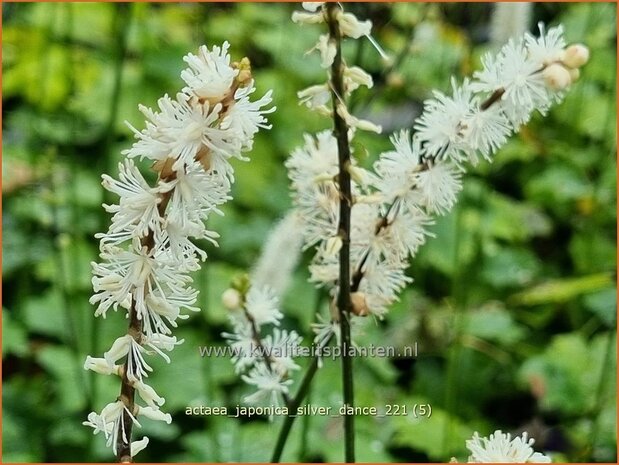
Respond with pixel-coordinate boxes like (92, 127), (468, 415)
(336, 11), (372, 39)
(568, 67), (580, 83)
(563, 44), (590, 68)
(344, 66), (373, 90)
(292, 11), (324, 25)
(351, 292), (369, 316)
(325, 236), (343, 257)
(133, 380), (166, 408)
(137, 406), (172, 424)
(313, 34), (337, 69)
(131, 437), (149, 458)
(542, 63), (571, 90)
(302, 2), (323, 12)
(84, 356), (119, 376)
(222, 288), (242, 310)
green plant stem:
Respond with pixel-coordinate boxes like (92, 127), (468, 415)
(585, 330), (614, 461)
(325, 3), (355, 462)
(270, 352), (323, 462)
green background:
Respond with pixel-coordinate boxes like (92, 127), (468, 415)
(2, 2), (617, 462)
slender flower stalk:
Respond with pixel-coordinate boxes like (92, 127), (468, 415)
(273, 12), (588, 462)
(84, 42), (273, 462)
(325, 3), (357, 461)
(222, 278), (301, 407)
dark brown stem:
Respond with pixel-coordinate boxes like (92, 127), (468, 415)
(116, 306), (141, 462)
(242, 307), (292, 405)
(115, 176), (174, 462)
(480, 88), (505, 111)
(326, 3), (355, 462)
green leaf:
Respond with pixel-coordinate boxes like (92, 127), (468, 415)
(2, 309), (29, 358)
(36, 345), (87, 413)
(508, 273), (614, 306)
(22, 289), (68, 340)
(583, 288), (617, 327)
(463, 304), (526, 345)
(481, 247), (541, 288)
(519, 332), (616, 416)
(392, 395), (474, 461)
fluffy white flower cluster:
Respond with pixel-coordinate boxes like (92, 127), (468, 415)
(222, 285), (302, 408)
(465, 430), (551, 463)
(415, 24), (589, 167)
(84, 42), (273, 459)
(286, 24), (588, 345)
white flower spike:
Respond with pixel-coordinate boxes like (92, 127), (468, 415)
(84, 42), (273, 459)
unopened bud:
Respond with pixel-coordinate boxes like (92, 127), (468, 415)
(336, 10), (372, 39)
(347, 164), (369, 185)
(302, 2), (323, 12)
(344, 66), (373, 90)
(222, 288), (242, 310)
(568, 67), (580, 83)
(325, 236), (343, 257)
(292, 10), (324, 25)
(351, 292), (369, 316)
(543, 63), (571, 90)
(562, 44), (590, 69)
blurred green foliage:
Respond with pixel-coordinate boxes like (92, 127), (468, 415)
(2, 2), (616, 463)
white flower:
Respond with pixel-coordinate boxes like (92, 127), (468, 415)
(372, 130), (422, 203)
(144, 333), (184, 358)
(312, 313), (340, 348)
(336, 10), (372, 39)
(297, 83), (331, 111)
(104, 334), (135, 366)
(84, 356), (120, 376)
(344, 66), (374, 92)
(99, 160), (167, 242)
(414, 80), (475, 163)
(123, 93), (239, 171)
(286, 130), (339, 188)
(164, 160), (231, 229)
(302, 2), (324, 12)
(295, 182), (340, 248)
(311, 34), (337, 68)
(525, 23), (565, 67)
(242, 362), (293, 406)
(83, 400), (141, 456)
(291, 10), (325, 25)
(472, 40), (550, 126)
(221, 84), (275, 151)
(337, 103), (382, 134)
(133, 379), (166, 408)
(358, 257), (412, 318)
(245, 285), (283, 327)
(131, 437), (149, 458)
(83, 411), (113, 437)
(461, 104), (512, 163)
(373, 206), (434, 261)
(262, 328), (303, 375)
(223, 315), (258, 373)
(137, 406), (172, 424)
(181, 42), (238, 101)
(466, 430), (551, 463)
(413, 161), (463, 215)
(142, 285), (199, 337)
